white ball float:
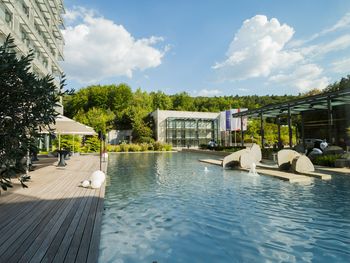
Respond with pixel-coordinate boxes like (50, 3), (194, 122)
(90, 170), (106, 189)
(90, 180), (102, 189)
(81, 180), (90, 188)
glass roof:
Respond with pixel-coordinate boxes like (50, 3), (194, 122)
(231, 88), (350, 118)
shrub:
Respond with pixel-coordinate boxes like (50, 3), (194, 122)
(107, 145), (121, 152)
(138, 137), (155, 144)
(129, 144), (141, 152)
(153, 141), (162, 151)
(164, 144), (172, 151)
(119, 143), (130, 152)
(140, 143), (149, 151)
(313, 154), (341, 167)
(82, 136), (100, 153)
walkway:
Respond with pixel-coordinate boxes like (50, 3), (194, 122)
(0, 155), (105, 263)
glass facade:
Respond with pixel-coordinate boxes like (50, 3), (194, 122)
(166, 117), (219, 147)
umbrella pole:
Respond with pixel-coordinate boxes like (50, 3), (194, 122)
(73, 135), (75, 156)
(58, 133), (61, 150)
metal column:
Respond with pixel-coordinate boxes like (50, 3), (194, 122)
(301, 112), (305, 151)
(241, 116), (244, 147)
(288, 106), (293, 148)
(260, 113), (264, 148)
(327, 97), (333, 143)
(277, 116), (281, 149)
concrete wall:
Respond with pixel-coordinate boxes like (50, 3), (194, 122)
(107, 129), (133, 144)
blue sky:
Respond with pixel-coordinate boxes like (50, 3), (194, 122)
(62, 0), (350, 96)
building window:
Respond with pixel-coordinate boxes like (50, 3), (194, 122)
(5, 9), (12, 25)
(22, 3), (29, 18)
(21, 28), (27, 42)
(42, 58), (48, 68)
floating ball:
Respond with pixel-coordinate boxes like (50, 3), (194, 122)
(90, 180), (102, 189)
(81, 180), (90, 188)
(90, 170), (106, 184)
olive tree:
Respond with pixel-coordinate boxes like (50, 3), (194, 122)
(0, 35), (64, 192)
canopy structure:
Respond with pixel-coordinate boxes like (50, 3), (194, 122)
(41, 115), (96, 152)
(231, 88), (350, 148)
(49, 115), (96, 135)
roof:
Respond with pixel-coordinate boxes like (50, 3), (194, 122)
(231, 88), (350, 118)
(42, 115), (96, 135)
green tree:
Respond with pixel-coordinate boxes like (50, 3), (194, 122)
(171, 92), (195, 111)
(74, 107), (115, 134)
(0, 35), (63, 191)
(150, 90), (173, 110)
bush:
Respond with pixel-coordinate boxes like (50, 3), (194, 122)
(140, 143), (149, 151)
(106, 145), (121, 152)
(138, 137), (155, 144)
(153, 142), (162, 151)
(105, 142), (172, 152)
(313, 154), (341, 167)
(82, 136), (100, 153)
(164, 144), (172, 151)
(119, 143), (130, 152)
(52, 135), (82, 152)
(129, 144), (142, 152)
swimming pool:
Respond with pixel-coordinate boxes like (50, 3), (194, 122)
(99, 152), (350, 263)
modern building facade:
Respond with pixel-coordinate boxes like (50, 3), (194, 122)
(0, 0), (65, 112)
(151, 110), (220, 147)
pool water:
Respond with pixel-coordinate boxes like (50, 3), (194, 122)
(99, 152), (350, 263)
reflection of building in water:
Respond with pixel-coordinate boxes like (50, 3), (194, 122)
(151, 109), (220, 147)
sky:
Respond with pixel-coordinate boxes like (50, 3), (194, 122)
(61, 0), (350, 96)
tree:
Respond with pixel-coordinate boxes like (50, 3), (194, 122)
(171, 92), (195, 111)
(150, 90), (173, 110)
(0, 35), (63, 192)
(74, 107), (115, 135)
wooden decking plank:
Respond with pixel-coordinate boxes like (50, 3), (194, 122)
(50, 186), (95, 263)
(87, 182), (106, 263)
(0, 172), (73, 238)
(75, 188), (101, 263)
(39, 188), (90, 263)
(51, 190), (94, 263)
(0, 169), (75, 258)
(19, 187), (86, 263)
(0, 155), (104, 262)
(62, 189), (97, 263)
(0, 173), (72, 230)
(0, 190), (67, 260)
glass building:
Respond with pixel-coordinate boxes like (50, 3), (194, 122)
(152, 110), (220, 148)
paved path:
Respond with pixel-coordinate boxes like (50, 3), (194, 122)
(0, 155), (105, 263)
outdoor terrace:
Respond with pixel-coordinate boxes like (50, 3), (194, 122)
(0, 155), (105, 263)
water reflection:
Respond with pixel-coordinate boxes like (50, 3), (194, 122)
(100, 152), (350, 263)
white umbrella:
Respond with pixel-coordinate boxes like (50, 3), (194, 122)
(42, 115), (96, 152)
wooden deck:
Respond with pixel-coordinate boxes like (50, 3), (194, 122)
(0, 155), (105, 263)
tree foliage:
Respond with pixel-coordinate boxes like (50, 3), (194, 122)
(0, 35), (63, 192)
(63, 71), (350, 144)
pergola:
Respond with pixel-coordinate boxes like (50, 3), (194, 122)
(231, 88), (350, 148)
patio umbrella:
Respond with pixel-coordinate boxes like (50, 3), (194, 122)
(42, 115), (96, 152)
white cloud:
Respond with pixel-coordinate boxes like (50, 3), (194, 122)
(213, 15), (303, 80)
(195, 89), (222, 96)
(301, 34), (350, 57)
(289, 12), (350, 48)
(331, 57), (350, 73)
(320, 12), (350, 35)
(269, 64), (329, 92)
(214, 13), (350, 93)
(61, 7), (167, 83)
